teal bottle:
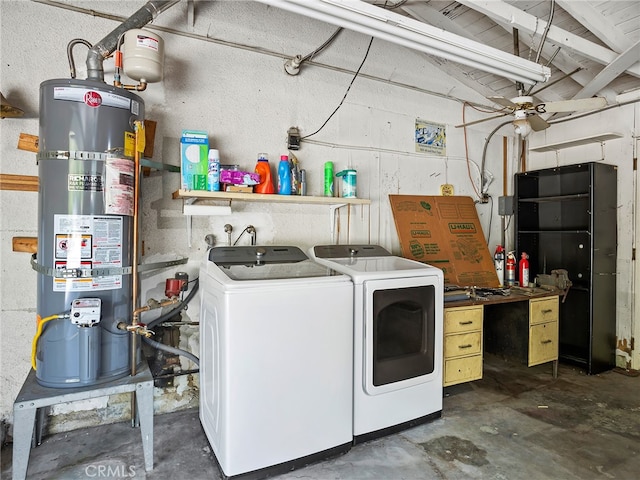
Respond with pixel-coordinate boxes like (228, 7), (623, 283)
(278, 155), (292, 195)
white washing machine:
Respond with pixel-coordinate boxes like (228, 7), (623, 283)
(199, 246), (353, 478)
(310, 244), (444, 443)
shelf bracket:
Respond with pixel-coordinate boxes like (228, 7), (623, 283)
(185, 198), (195, 248)
(329, 203), (346, 242)
(182, 198), (233, 248)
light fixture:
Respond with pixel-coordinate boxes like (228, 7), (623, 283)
(257, 0), (551, 86)
(513, 119), (531, 138)
(513, 110), (531, 138)
(1, 92), (24, 118)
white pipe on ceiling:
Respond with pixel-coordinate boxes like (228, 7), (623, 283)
(257, 0), (551, 86)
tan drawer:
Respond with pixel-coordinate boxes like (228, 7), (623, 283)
(530, 297), (559, 325)
(444, 355), (482, 386)
(444, 306), (483, 334)
(529, 321), (559, 366)
(444, 331), (482, 358)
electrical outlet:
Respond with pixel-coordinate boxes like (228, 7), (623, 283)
(287, 127), (300, 150)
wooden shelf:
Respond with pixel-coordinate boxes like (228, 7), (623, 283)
(529, 132), (623, 152)
(173, 189), (371, 205)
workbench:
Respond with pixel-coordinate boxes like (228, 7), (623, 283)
(443, 289), (560, 387)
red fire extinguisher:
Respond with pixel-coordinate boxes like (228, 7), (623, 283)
(505, 251), (516, 286)
(519, 252), (530, 287)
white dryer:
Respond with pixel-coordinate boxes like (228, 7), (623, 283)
(199, 246), (353, 478)
(310, 244), (444, 443)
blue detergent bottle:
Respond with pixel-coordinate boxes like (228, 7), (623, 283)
(278, 155), (292, 195)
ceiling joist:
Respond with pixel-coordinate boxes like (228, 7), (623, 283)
(456, 0), (640, 78)
(574, 39), (640, 99)
(555, 0), (631, 53)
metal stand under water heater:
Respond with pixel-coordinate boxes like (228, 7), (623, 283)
(32, 1), (177, 388)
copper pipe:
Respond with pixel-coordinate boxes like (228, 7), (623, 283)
(503, 136), (508, 197)
(131, 121), (143, 377)
(502, 136), (508, 248)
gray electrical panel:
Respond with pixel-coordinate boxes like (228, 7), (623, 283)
(498, 196), (514, 216)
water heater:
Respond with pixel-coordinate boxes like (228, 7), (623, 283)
(35, 78), (144, 388)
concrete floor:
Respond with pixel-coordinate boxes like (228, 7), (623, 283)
(2, 354), (640, 479)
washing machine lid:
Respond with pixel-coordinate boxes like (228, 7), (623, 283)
(312, 244), (392, 259)
(208, 245), (341, 281)
(312, 245), (442, 283)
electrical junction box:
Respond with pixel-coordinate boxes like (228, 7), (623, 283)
(499, 196), (514, 216)
(287, 127), (300, 150)
(70, 298), (102, 325)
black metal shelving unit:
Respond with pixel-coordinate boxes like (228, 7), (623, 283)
(514, 162), (617, 374)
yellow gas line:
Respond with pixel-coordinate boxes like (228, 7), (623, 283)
(31, 313), (68, 370)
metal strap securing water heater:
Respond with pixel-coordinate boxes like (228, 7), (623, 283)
(38, 150), (123, 162)
(30, 254), (188, 278)
(34, 149), (189, 276)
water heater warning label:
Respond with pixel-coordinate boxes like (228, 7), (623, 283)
(53, 215), (123, 292)
(68, 174), (104, 192)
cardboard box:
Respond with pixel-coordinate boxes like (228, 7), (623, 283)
(225, 185), (254, 193)
(143, 120), (157, 158)
(389, 195), (498, 287)
(181, 130), (208, 190)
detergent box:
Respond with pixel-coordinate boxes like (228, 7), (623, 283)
(181, 130), (209, 190)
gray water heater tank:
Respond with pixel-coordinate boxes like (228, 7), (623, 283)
(35, 78), (144, 388)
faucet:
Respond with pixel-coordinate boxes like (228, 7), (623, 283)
(224, 224), (233, 246)
(246, 225), (256, 246)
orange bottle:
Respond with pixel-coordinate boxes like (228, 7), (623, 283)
(254, 154), (275, 194)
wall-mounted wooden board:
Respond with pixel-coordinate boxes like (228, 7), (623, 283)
(0, 174), (38, 192)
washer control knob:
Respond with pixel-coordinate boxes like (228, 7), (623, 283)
(256, 247), (267, 258)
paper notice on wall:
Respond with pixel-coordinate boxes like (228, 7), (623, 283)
(53, 215), (124, 292)
(389, 195), (498, 287)
(105, 157), (134, 216)
(415, 118), (446, 155)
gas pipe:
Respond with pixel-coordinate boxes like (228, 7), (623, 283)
(505, 251), (516, 286)
(494, 245), (505, 287)
(519, 252), (530, 287)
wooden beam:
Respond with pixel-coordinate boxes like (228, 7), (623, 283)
(143, 119), (157, 159)
(12, 237), (37, 253)
(574, 40), (640, 99)
(556, 0), (631, 53)
(17, 133), (39, 153)
(456, 0), (640, 77)
(0, 174), (38, 192)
